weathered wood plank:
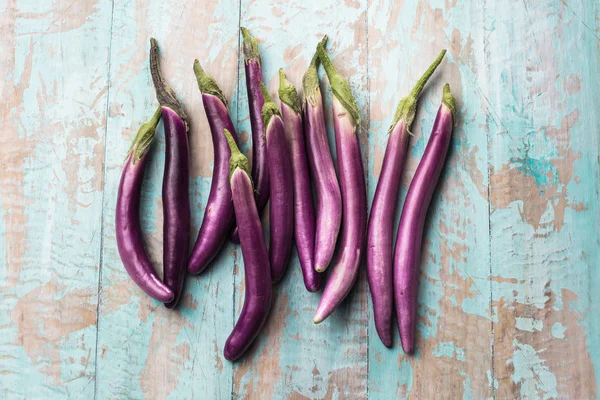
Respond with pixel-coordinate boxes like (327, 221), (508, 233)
(366, 0), (493, 398)
(231, 1), (369, 398)
(95, 1), (239, 398)
(487, 1), (600, 398)
(0, 0), (113, 398)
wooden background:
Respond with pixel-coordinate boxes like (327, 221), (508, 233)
(1, 0), (599, 398)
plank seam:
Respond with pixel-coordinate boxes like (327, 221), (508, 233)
(93, 0), (116, 398)
(231, 1), (242, 398)
(483, 0), (496, 396)
(364, 1), (371, 398)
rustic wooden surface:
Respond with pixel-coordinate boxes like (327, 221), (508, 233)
(1, 0), (599, 398)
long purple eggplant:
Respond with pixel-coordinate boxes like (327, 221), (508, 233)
(313, 42), (367, 324)
(116, 109), (174, 303)
(394, 84), (456, 354)
(230, 27), (270, 243)
(261, 83), (294, 283)
(366, 50), (446, 347)
(302, 36), (342, 273)
(223, 129), (272, 361)
(188, 61), (240, 275)
(149, 38), (190, 308)
(278, 68), (320, 291)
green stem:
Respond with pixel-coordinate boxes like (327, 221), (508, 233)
(128, 107), (162, 163)
(389, 49), (446, 133)
(259, 82), (281, 128)
(302, 35), (328, 106)
(442, 83), (456, 124)
(149, 38), (188, 129)
(278, 68), (301, 114)
(316, 41), (360, 127)
(240, 27), (261, 62)
(224, 129), (252, 182)
(193, 60), (228, 106)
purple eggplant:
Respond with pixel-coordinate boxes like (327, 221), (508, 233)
(116, 108), (174, 303)
(394, 84), (456, 354)
(230, 27), (270, 243)
(302, 36), (342, 274)
(222, 129), (272, 361)
(278, 68), (320, 291)
(313, 42), (367, 324)
(188, 61), (240, 275)
(149, 38), (190, 308)
(366, 50), (446, 347)
(261, 83), (294, 283)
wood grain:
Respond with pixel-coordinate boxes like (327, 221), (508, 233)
(1, 0), (599, 398)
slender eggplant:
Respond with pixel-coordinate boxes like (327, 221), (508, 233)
(223, 129), (272, 361)
(394, 84), (456, 354)
(278, 68), (320, 291)
(116, 109), (174, 303)
(230, 27), (269, 243)
(188, 61), (240, 275)
(149, 38), (190, 308)
(366, 50), (446, 347)
(313, 42), (367, 324)
(303, 36), (342, 274)
(261, 83), (294, 283)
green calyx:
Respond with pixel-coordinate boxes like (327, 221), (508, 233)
(224, 129), (252, 183)
(442, 83), (456, 125)
(149, 38), (189, 130)
(316, 41), (360, 127)
(240, 27), (261, 63)
(128, 107), (162, 163)
(260, 82), (281, 128)
(278, 68), (301, 114)
(193, 60), (228, 106)
(302, 35), (328, 106)
(389, 49), (446, 133)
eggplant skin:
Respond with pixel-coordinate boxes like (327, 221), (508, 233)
(281, 102), (320, 292)
(313, 98), (367, 323)
(266, 115), (294, 283)
(161, 107), (190, 309)
(224, 168), (272, 361)
(116, 152), (174, 303)
(394, 92), (454, 354)
(304, 95), (342, 273)
(188, 94), (239, 275)
(366, 120), (409, 348)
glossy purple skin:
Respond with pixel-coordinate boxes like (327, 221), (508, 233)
(116, 152), (175, 303)
(161, 107), (190, 309)
(224, 168), (272, 361)
(281, 103), (320, 291)
(188, 94), (239, 275)
(230, 59), (269, 243)
(266, 115), (294, 283)
(394, 104), (454, 354)
(366, 120), (410, 348)
(314, 98), (367, 323)
(304, 94), (342, 273)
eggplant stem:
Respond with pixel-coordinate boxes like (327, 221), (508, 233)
(389, 49), (446, 133)
(259, 82), (281, 128)
(442, 83), (456, 125)
(302, 35), (328, 106)
(193, 60), (228, 106)
(224, 129), (252, 182)
(149, 38), (188, 128)
(240, 27), (261, 62)
(127, 107), (161, 163)
(316, 41), (361, 127)
(278, 68), (301, 114)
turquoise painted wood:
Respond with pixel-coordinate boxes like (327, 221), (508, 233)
(1, 0), (599, 399)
